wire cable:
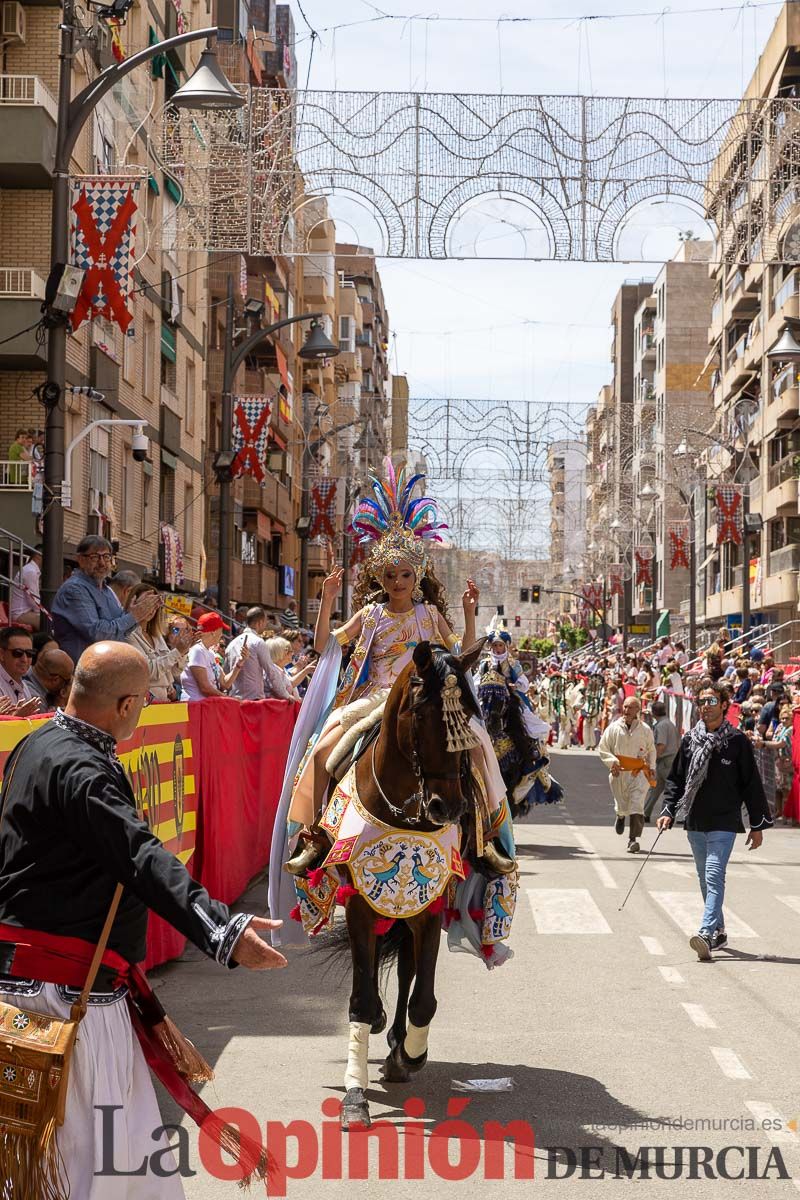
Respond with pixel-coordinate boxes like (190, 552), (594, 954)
(0, 321), (43, 348)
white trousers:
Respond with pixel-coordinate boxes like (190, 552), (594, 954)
(4, 983), (184, 1200)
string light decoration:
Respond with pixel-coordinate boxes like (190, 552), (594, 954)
(162, 89), (800, 262)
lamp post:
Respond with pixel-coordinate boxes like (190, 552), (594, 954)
(639, 481), (659, 643)
(40, 14), (243, 609)
(214, 277), (333, 613)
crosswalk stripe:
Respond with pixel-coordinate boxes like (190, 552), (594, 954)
(744, 1102), (798, 1146)
(681, 1002), (717, 1029)
(640, 936), (665, 955)
(776, 895), (800, 918)
(658, 966), (685, 984)
(744, 863), (782, 884)
(526, 888), (612, 934)
(649, 891), (758, 938)
(569, 829), (618, 889)
(710, 1047), (751, 1080)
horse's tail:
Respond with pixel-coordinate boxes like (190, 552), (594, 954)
(312, 912), (411, 980)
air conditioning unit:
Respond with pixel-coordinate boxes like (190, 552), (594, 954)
(2, 2), (26, 42)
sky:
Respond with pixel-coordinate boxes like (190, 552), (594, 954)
(289, 0), (783, 552)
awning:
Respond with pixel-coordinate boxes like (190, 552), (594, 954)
(148, 174), (160, 195)
(695, 338), (721, 386)
(699, 547), (719, 572)
(164, 176), (182, 205)
(656, 610), (671, 638)
(160, 322), (176, 362)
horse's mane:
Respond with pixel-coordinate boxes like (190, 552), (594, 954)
(418, 646), (481, 723)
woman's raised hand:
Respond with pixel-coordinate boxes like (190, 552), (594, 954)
(462, 578), (480, 613)
(322, 567), (344, 602)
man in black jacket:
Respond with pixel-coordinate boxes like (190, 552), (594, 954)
(657, 677), (772, 961)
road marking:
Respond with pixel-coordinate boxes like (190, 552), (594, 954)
(569, 828), (618, 889)
(649, 891), (758, 938)
(526, 888), (612, 934)
(744, 1101), (798, 1146)
(777, 895), (800, 918)
(681, 1002), (717, 1029)
(743, 863), (782, 884)
(640, 936), (665, 956)
(710, 1047), (751, 1080)
(658, 966), (685, 985)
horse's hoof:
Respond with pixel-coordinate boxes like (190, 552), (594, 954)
(371, 1007), (387, 1035)
(381, 1048), (410, 1084)
(341, 1088), (371, 1130)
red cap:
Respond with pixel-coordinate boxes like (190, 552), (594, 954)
(197, 612), (230, 633)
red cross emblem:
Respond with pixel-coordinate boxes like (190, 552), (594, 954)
(70, 187), (137, 333)
(232, 402), (271, 482)
(716, 489), (743, 545)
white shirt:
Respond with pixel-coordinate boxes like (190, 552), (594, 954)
(224, 629), (275, 701)
(656, 644), (674, 666)
(0, 663), (36, 704)
(9, 559), (41, 620)
(180, 643), (219, 701)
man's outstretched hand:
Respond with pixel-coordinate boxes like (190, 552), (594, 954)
(232, 917), (287, 969)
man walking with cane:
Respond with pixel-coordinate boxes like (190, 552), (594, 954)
(657, 678), (773, 961)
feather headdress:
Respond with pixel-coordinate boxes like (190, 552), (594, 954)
(351, 457), (447, 593)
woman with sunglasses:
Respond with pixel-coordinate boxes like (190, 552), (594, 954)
(657, 678), (773, 961)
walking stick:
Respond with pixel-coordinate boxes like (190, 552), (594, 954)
(618, 828), (665, 912)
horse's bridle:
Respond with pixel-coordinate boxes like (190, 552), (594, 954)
(370, 675), (468, 828)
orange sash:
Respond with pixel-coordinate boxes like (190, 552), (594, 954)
(616, 754), (657, 788)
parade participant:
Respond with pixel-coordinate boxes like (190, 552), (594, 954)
(271, 458), (513, 906)
(580, 674), (604, 750)
(644, 700), (680, 821)
(657, 678), (772, 960)
(282, 459), (482, 874)
(597, 695), (656, 854)
(481, 633), (550, 742)
(557, 673), (583, 749)
(0, 642), (285, 1197)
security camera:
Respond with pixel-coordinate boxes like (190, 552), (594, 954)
(131, 428), (149, 463)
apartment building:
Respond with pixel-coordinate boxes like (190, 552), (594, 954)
(703, 1), (800, 637)
(630, 243), (715, 626)
(547, 439), (587, 617)
(0, 0), (209, 589)
(431, 544), (552, 639)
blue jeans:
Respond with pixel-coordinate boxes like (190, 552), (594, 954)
(686, 830), (737, 937)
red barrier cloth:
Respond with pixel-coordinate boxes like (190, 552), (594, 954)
(785, 712), (800, 823)
(191, 697), (298, 904)
(727, 703), (741, 729)
(623, 683), (637, 698)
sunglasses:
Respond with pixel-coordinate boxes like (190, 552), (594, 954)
(8, 648), (34, 660)
(83, 553), (113, 563)
(697, 696), (721, 707)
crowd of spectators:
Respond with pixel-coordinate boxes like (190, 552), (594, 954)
(0, 534), (314, 718)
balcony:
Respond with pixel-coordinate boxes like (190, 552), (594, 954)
(0, 267), (47, 369)
(763, 456), (799, 520)
(768, 542), (800, 576)
(241, 562), (278, 608)
(0, 76), (58, 186)
(641, 332), (656, 358)
(770, 270), (799, 320)
(307, 541), (330, 573)
(0, 461), (33, 490)
(160, 384), (181, 417)
(242, 472), (278, 515)
(275, 480), (292, 527)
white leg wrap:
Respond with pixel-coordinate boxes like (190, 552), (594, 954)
(344, 1021), (371, 1091)
(403, 1021), (430, 1059)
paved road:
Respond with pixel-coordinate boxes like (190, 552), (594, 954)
(154, 746), (800, 1197)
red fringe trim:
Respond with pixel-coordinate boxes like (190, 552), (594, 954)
(374, 917), (395, 935)
(289, 904), (302, 923)
(308, 867), (327, 889)
(443, 907), (460, 929)
(467, 907), (485, 922)
(462, 859), (472, 877)
(336, 884), (358, 905)
(428, 896), (446, 915)
(481, 944), (494, 960)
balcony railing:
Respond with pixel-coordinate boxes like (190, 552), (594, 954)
(0, 461), (33, 490)
(771, 270), (799, 316)
(768, 543), (800, 575)
(725, 267), (744, 298)
(0, 75), (58, 122)
(767, 454), (799, 491)
(771, 362), (798, 401)
(710, 296), (722, 327)
(725, 331), (748, 370)
(0, 267), (46, 299)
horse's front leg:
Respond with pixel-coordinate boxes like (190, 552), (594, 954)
(383, 907), (440, 1082)
(342, 894), (378, 1129)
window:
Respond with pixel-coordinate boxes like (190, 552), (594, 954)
(159, 464), (175, 525)
(123, 313), (135, 383)
(142, 472), (151, 539)
(186, 259), (197, 310)
(161, 354), (177, 392)
(88, 415), (110, 497)
(121, 450), (137, 532)
(143, 316), (156, 400)
(185, 360), (196, 434)
(339, 315), (354, 353)
(182, 484), (194, 556)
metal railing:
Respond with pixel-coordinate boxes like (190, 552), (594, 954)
(0, 267), (46, 299)
(0, 74), (58, 122)
(767, 454), (798, 491)
(0, 461), (33, 490)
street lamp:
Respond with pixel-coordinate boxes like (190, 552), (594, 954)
(214, 278), (338, 612)
(40, 16), (243, 609)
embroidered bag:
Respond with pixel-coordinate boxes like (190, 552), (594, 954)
(0, 746), (123, 1199)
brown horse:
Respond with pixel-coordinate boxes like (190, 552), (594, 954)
(321, 638), (484, 1130)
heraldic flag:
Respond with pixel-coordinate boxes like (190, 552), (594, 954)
(69, 178), (140, 335)
(232, 397), (272, 482)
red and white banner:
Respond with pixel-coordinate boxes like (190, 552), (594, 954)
(69, 177), (140, 334)
(310, 477), (338, 540)
(668, 521), (690, 570)
(232, 396), (272, 482)
(715, 486), (743, 545)
(635, 547), (653, 586)
(608, 564), (624, 598)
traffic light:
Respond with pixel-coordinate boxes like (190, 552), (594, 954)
(496, 604), (504, 616)
(531, 585), (541, 604)
(520, 587), (529, 602)
(515, 614), (521, 628)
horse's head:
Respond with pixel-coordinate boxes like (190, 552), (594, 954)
(392, 638), (484, 827)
